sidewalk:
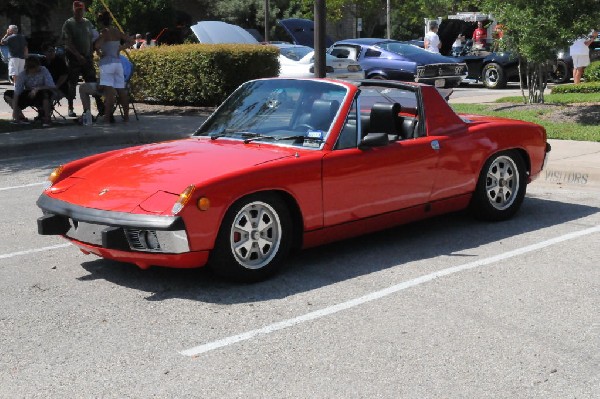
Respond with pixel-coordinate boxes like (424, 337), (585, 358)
(1, 114), (205, 156)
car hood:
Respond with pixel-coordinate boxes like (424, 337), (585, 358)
(278, 19), (334, 47)
(49, 138), (300, 213)
(190, 21), (259, 44)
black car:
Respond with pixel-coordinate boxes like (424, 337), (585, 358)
(328, 38), (467, 88)
(433, 18), (521, 89)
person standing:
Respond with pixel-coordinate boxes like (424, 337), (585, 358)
(570, 29), (598, 84)
(472, 21), (487, 46)
(61, 1), (102, 117)
(424, 21), (441, 54)
(94, 11), (132, 124)
(1, 25), (28, 86)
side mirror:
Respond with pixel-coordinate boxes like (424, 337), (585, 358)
(359, 133), (389, 149)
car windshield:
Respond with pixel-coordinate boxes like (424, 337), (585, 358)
(279, 46), (313, 61)
(378, 42), (431, 57)
(195, 79), (348, 148)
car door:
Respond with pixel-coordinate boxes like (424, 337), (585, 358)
(322, 139), (440, 226)
(321, 96), (439, 226)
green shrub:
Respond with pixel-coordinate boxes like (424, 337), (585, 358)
(584, 60), (600, 82)
(551, 81), (600, 94)
(128, 44), (280, 106)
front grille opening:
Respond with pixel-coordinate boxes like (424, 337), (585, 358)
(125, 229), (162, 251)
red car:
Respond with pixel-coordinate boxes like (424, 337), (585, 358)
(37, 78), (550, 282)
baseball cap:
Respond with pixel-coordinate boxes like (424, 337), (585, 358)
(73, 1), (85, 10)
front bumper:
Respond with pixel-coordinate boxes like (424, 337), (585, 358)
(37, 194), (190, 255)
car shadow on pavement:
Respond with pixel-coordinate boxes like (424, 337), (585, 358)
(78, 196), (599, 303)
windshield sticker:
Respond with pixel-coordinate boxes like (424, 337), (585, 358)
(307, 130), (324, 139)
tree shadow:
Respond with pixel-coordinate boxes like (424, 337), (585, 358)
(78, 196), (599, 303)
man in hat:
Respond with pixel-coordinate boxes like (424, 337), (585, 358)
(61, 0), (103, 117)
(1, 25), (28, 86)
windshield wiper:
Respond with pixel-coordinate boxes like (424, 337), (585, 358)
(243, 134), (324, 144)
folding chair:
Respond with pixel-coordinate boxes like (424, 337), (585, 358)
(3, 88), (58, 124)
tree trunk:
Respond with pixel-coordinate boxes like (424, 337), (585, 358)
(526, 62), (548, 104)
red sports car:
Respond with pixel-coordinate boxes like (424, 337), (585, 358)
(37, 78), (550, 282)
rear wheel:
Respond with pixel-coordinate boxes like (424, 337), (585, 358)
(469, 151), (527, 221)
(482, 63), (507, 89)
(209, 193), (292, 282)
(369, 74), (386, 80)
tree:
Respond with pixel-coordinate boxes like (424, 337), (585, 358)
(88, 0), (176, 39)
(481, 0), (600, 103)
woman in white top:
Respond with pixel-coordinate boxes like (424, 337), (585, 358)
(570, 29), (598, 84)
(424, 21), (441, 54)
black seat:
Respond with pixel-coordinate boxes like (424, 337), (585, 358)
(400, 117), (417, 139)
(307, 99), (339, 131)
(369, 102), (401, 140)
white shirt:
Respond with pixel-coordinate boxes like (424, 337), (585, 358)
(424, 31), (440, 53)
(570, 37), (590, 56)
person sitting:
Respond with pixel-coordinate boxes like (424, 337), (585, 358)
(11, 55), (57, 127)
(132, 33), (146, 49)
(41, 44), (69, 100)
(452, 34), (465, 56)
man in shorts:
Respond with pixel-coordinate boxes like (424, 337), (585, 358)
(1, 25), (28, 86)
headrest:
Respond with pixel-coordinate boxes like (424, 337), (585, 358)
(369, 102), (401, 134)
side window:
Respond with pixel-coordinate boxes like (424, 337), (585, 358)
(335, 99), (358, 150)
(364, 48), (381, 58)
(330, 46), (358, 61)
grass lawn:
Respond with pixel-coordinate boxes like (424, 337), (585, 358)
(451, 92), (600, 142)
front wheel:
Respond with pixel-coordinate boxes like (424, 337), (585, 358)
(482, 62), (507, 89)
(469, 151), (527, 221)
(209, 193), (292, 282)
(549, 60), (571, 84)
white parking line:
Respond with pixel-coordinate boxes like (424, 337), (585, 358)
(0, 182), (45, 192)
(0, 243), (71, 260)
(180, 225), (600, 357)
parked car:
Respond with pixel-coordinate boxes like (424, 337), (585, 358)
(276, 43), (363, 79)
(432, 12), (521, 89)
(37, 77), (550, 282)
(328, 38), (467, 88)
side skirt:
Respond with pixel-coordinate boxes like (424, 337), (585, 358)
(302, 193), (472, 249)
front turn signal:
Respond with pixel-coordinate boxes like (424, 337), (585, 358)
(43, 165), (64, 190)
(172, 184), (196, 215)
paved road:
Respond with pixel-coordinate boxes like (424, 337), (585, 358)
(0, 146), (598, 398)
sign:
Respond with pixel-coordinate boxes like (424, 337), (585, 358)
(357, 18), (363, 32)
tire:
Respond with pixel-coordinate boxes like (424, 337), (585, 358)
(369, 74), (386, 80)
(482, 62), (507, 89)
(549, 60), (571, 84)
(469, 151), (527, 221)
(209, 193), (292, 282)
